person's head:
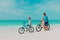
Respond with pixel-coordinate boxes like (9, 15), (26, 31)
(28, 17), (31, 20)
(43, 12), (46, 16)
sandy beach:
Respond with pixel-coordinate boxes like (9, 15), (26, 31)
(0, 24), (60, 40)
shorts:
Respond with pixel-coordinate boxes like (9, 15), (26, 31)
(27, 24), (31, 28)
(44, 22), (49, 26)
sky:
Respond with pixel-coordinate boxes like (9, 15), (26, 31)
(0, 0), (60, 20)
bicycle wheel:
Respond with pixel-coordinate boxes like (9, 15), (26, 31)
(36, 25), (42, 32)
(18, 27), (25, 34)
(29, 27), (34, 33)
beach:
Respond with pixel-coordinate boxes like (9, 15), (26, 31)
(0, 24), (60, 40)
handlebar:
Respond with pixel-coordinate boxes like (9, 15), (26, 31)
(39, 21), (42, 22)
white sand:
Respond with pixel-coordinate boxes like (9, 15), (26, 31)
(0, 24), (60, 40)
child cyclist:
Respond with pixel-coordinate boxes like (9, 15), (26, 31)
(42, 13), (49, 31)
(27, 17), (32, 28)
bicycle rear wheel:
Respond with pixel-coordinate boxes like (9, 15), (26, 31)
(29, 27), (34, 33)
(48, 24), (50, 30)
(44, 24), (50, 30)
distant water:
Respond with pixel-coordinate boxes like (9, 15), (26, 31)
(0, 20), (60, 27)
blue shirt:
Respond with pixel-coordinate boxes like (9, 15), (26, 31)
(43, 15), (48, 22)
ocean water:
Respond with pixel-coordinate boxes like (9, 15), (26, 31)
(0, 20), (60, 27)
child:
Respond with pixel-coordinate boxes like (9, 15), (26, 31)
(27, 17), (31, 28)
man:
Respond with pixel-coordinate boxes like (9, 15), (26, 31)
(43, 13), (49, 30)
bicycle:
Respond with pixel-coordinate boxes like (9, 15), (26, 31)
(36, 21), (50, 32)
(18, 24), (34, 34)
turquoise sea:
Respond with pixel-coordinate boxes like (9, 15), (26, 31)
(0, 20), (60, 27)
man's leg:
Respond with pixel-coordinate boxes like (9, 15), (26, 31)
(44, 26), (48, 30)
(44, 22), (49, 31)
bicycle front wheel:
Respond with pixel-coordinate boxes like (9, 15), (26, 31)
(18, 27), (25, 34)
(36, 25), (42, 32)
